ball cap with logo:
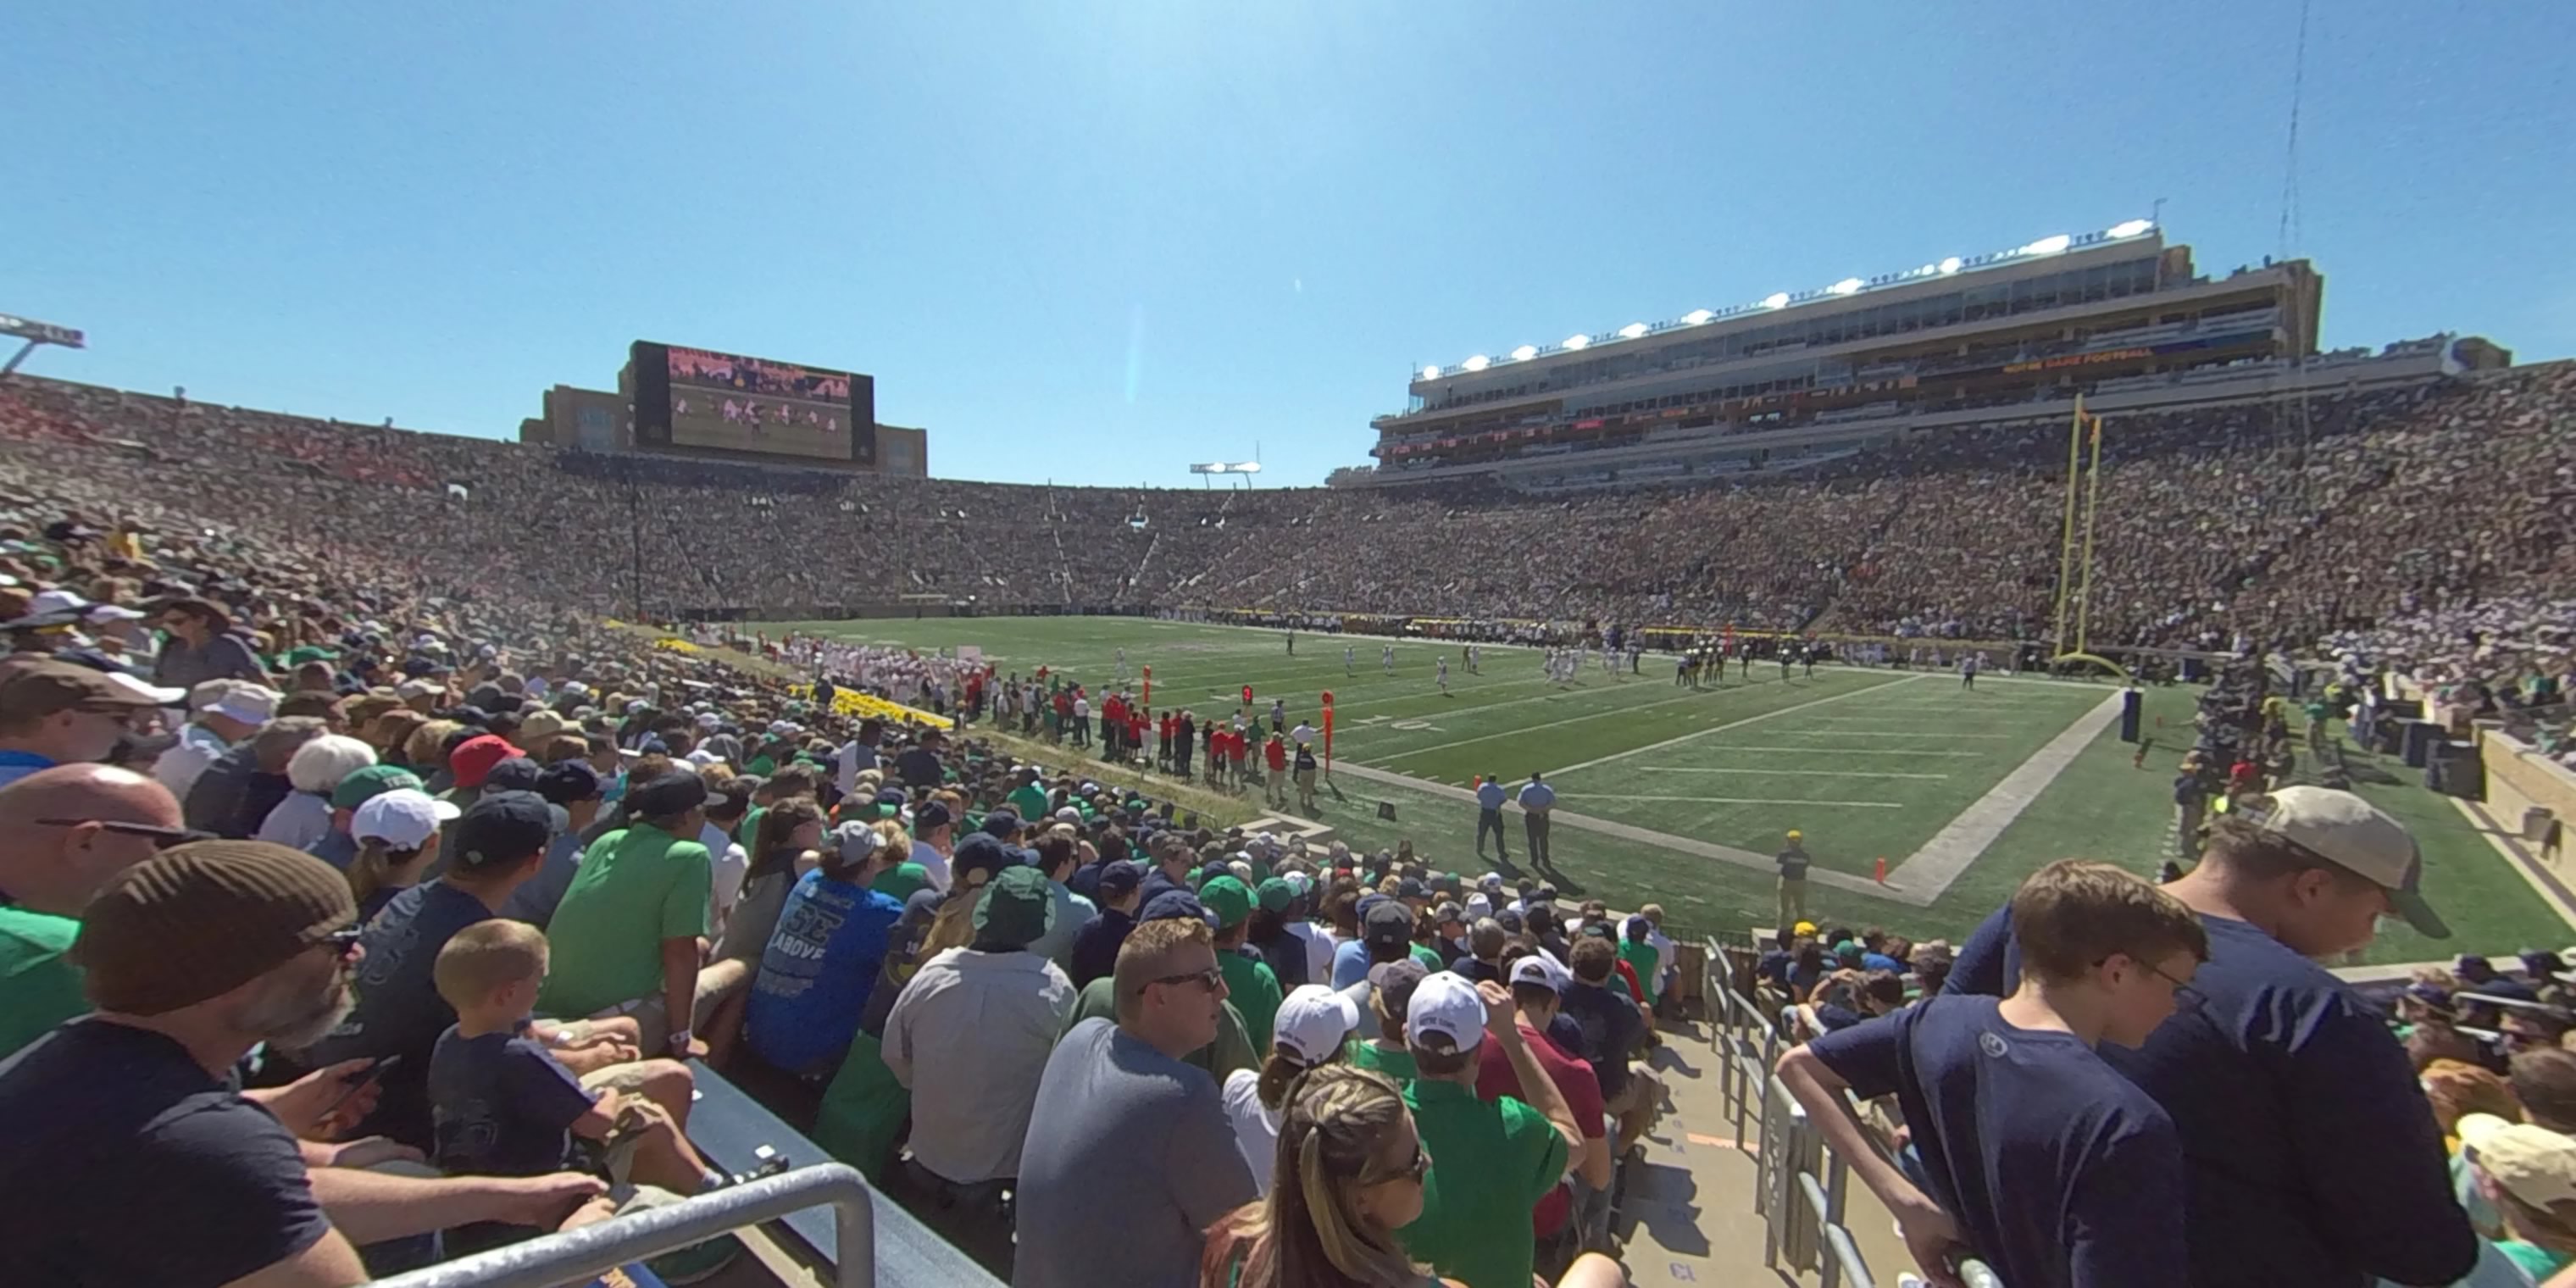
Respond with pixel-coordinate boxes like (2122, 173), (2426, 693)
(2232, 786), (2447, 938)
(1405, 970), (1488, 1053)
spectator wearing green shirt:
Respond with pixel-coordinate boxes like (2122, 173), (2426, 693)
(1618, 916), (1663, 1010)
(1201, 876), (1283, 1052)
(1396, 973), (1579, 1288)
(0, 764), (191, 1057)
(536, 772), (716, 1057)
(1005, 768), (1049, 828)
(1348, 959), (1425, 1084)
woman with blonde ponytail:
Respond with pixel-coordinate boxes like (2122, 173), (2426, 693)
(1203, 1065), (1444, 1288)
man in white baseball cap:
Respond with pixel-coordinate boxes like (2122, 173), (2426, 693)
(1396, 971), (1580, 1288)
(155, 680), (280, 801)
(2457, 1112), (2576, 1281)
(1491, 950), (1614, 1261)
(1219, 983), (1361, 1195)
(1941, 785), (2476, 1286)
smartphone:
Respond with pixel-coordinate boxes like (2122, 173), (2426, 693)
(321, 1054), (401, 1119)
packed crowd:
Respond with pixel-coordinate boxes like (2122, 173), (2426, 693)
(3, 364), (2570, 655)
(0, 497), (1673, 1287)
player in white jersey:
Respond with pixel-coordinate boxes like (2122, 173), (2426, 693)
(1382, 643), (1395, 674)
(1437, 655), (1450, 694)
(1115, 646), (1128, 680)
(1466, 643), (1480, 675)
(1345, 644), (1355, 676)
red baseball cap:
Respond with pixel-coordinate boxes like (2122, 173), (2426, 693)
(449, 733), (525, 790)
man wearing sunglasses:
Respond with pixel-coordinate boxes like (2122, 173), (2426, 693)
(0, 763), (192, 1058)
(0, 659), (178, 791)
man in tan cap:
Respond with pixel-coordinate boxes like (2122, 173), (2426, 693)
(0, 763), (192, 1056)
(1941, 786), (2476, 1287)
(0, 841), (605, 1285)
(0, 658), (175, 791)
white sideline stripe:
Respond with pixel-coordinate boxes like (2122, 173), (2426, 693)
(1322, 759), (1919, 903)
(1583, 794), (1904, 808)
(1689, 746), (1985, 758)
(1768, 730), (2018, 739)
(1890, 689), (2128, 900)
(1546, 675), (1927, 778)
(1640, 766), (1951, 780)
(1367, 673), (1885, 763)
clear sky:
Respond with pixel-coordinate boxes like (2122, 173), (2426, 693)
(9, 2), (2570, 486)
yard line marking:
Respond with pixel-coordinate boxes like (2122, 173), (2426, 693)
(1686, 746), (1985, 757)
(1545, 675), (1927, 778)
(1365, 673), (1888, 763)
(1324, 759), (1924, 904)
(1768, 730), (2018, 739)
(1890, 689), (2127, 900)
(1583, 794), (1905, 808)
(1639, 767), (1951, 780)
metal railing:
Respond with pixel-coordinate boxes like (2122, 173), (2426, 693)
(1704, 937), (2004, 1288)
(364, 1163), (876, 1288)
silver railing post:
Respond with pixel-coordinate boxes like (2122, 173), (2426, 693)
(364, 1163), (876, 1288)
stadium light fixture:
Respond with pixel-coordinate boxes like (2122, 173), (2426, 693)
(1826, 278), (1863, 296)
(1420, 364), (1440, 380)
(1939, 256), (1964, 275)
(1618, 322), (1649, 340)
(1683, 309), (1713, 325)
(1563, 334), (1591, 351)
(1463, 354), (1490, 372)
(1761, 292), (1790, 309)
(2024, 234), (2073, 256)
(2107, 219), (2154, 238)
(1510, 344), (1538, 362)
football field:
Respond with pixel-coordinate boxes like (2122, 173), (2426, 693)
(758, 617), (2572, 963)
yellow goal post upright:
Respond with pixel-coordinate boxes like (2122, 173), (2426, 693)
(2049, 396), (2127, 680)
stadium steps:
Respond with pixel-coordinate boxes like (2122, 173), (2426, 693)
(1616, 1018), (1852, 1287)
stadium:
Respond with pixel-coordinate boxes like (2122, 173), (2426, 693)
(4, 9), (2574, 1278)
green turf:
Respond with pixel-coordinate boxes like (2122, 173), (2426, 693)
(757, 616), (2574, 961)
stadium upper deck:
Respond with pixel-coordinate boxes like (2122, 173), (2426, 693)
(1357, 222), (2405, 484)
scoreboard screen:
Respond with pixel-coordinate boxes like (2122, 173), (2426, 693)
(630, 341), (878, 465)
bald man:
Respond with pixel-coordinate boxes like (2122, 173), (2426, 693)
(0, 764), (190, 1056)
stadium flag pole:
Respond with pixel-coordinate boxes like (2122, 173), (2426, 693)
(2074, 414), (2107, 653)
(2051, 394), (2087, 652)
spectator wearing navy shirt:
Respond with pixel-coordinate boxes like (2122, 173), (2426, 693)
(1781, 860), (2207, 1288)
(1067, 858), (1144, 988)
(1943, 787), (2478, 1288)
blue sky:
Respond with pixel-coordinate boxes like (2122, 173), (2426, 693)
(10, 2), (2570, 486)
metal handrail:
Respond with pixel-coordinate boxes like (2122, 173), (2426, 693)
(1800, 1172), (1876, 1288)
(364, 1163), (876, 1288)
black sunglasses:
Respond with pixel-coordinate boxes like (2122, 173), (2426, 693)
(35, 818), (210, 850)
(1148, 967), (1224, 994)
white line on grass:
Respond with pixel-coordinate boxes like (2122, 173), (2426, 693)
(1582, 794), (1905, 808)
(1888, 689), (2127, 900)
(1546, 675), (1928, 778)
(1687, 746), (1986, 757)
(1365, 675), (1880, 763)
(1767, 730), (2019, 740)
(1639, 766), (1951, 780)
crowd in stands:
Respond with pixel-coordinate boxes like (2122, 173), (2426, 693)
(3, 364), (2570, 658)
(0, 496), (1668, 1285)
(1, 359), (2573, 1286)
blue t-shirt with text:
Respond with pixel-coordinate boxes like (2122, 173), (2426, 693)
(746, 870), (903, 1074)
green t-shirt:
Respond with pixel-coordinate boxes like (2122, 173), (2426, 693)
(1347, 1038), (1417, 1083)
(2500, 1239), (2572, 1281)
(1407, 943), (1444, 974)
(1064, 975), (1256, 1080)
(0, 907), (86, 1058)
(1219, 947), (1282, 1055)
(739, 807), (768, 853)
(1007, 784), (1050, 824)
(1618, 940), (1662, 1005)
(1398, 1078), (1568, 1288)
(868, 862), (931, 903)
(536, 822), (713, 1019)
